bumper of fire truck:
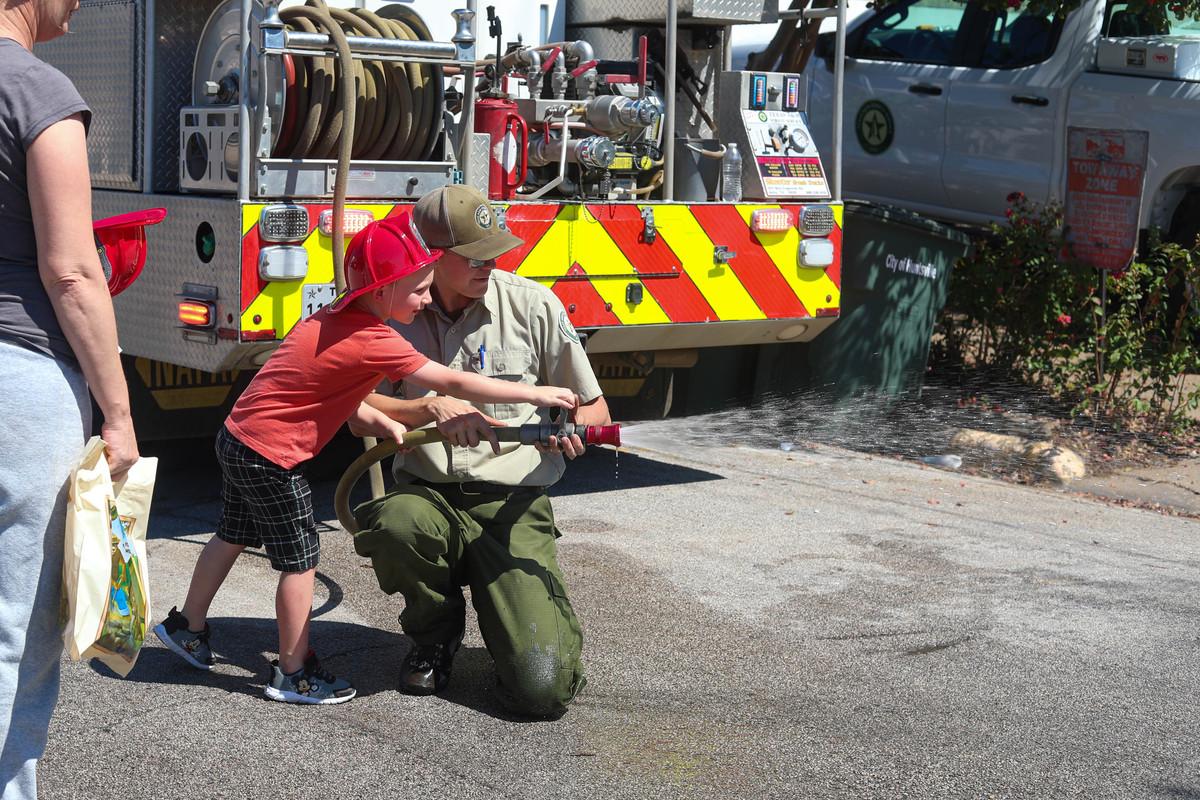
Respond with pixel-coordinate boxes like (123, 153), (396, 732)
(96, 191), (842, 374)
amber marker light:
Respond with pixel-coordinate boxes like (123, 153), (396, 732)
(178, 301), (214, 327)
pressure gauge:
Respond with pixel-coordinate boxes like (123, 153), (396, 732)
(789, 128), (811, 152)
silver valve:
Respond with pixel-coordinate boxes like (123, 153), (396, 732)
(451, 9), (476, 60)
(260, 1), (285, 50)
(625, 97), (663, 128)
(575, 136), (617, 170)
(528, 134), (617, 170)
(583, 95), (663, 133)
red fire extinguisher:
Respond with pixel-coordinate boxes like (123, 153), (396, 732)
(474, 97), (528, 200)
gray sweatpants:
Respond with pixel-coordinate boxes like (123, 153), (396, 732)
(0, 340), (89, 800)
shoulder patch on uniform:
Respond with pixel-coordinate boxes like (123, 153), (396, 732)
(558, 311), (580, 343)
(475, 204), (492, 229)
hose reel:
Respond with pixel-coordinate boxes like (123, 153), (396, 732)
(191, 0), (444, 165)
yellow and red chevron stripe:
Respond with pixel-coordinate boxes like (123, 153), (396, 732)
(498, 202), (842, 328)
(238, 201), (841, 339)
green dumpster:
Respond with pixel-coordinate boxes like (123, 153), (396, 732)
(807, 201), (971, 398)
(758, 201), (973, 402)
(665, 202), (974, 416)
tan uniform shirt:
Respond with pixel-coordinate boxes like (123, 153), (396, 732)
(390, 269), (603, 487)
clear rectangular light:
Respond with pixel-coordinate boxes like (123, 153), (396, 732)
(751, 209), (792, 232)
(258, 246), (309, 281)
(318, 208), (375, 237)
(799, 238), (835, 268)
(259, 204), (310, 243)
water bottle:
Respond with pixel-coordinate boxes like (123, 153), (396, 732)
(721, 142), (743, 203)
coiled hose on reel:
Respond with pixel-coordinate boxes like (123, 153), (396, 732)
(272, 2), (443, 162)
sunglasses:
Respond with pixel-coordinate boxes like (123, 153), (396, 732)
(468, 258), (496, 270)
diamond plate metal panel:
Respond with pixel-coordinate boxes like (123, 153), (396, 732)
(567, 0), (769, 26)
(154, 0), (229, 193)
(34, 0), (143, 191)
(561, 26), (638, 60)
(95, 192), (245, 372)
(468, 133), (490, 196)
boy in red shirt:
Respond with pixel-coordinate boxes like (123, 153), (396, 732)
(152, 213), (575, 704)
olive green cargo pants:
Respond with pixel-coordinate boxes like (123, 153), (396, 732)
(352, 483), (585, 716)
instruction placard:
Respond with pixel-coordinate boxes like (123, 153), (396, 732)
(754, 156), (829, 198)
(1064, 128), (1148, 272)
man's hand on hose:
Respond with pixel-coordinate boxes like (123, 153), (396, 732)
(429, 397), (504, 454)
(535, 431), (586, 459)
(536, 394), (611, 461)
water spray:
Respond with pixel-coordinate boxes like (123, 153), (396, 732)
(334, 422), (621, 533)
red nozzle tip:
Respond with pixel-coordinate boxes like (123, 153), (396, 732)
(583, 424), (621, 448)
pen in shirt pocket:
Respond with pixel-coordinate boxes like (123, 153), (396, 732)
(477, 344), (486, 370)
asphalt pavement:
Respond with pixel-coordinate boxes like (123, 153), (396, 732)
(41, 432), (1200, 799)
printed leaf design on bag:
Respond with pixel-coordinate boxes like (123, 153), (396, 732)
(89, 499), (147, 659)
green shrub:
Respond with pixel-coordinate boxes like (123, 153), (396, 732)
(939, 193), (1200, 433)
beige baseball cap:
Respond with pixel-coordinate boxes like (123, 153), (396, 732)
(412, 185), (523, 261)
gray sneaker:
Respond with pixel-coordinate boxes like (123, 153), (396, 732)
(264, 652), (356, 705)
(153, 607), (214, 670)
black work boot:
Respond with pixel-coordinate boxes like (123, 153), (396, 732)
(399, 626), (465, 696)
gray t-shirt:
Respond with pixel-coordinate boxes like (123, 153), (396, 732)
(0, 37), (91, 362)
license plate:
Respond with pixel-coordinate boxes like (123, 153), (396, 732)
(301, 282), (337, 319)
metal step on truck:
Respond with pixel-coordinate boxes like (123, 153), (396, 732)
(38, 0), (852, 435)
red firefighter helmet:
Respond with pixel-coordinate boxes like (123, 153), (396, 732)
(328, 211), (442, 313)
(93, 208), (167, 297)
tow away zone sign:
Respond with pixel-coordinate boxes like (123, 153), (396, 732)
(1064, 127), (1148, 272)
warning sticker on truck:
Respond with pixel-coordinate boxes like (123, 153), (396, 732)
(754, 156), (829, 198)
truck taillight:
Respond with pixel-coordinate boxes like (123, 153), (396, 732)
(259, 204), (309, 242)
(178, 301), (214, 327)
(799, 206), (835, 237)
(318, 209), (375, 237)
(751, 209), (792, 232)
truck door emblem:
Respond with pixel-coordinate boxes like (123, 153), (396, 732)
(855, 101), (894, 156)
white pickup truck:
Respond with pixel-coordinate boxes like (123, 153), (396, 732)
(805, 0), (1200, 243)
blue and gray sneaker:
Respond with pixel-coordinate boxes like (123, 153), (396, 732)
(264, 652), (356, 705)
(152, 607), (214, 670)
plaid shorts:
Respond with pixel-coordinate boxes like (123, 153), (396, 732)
(214, 426), (319, 572)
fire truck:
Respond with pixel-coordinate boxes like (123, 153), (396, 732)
(38, 0), (850, 434)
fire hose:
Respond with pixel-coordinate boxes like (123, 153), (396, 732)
(272, 3), (442, 162)
(333, 423), (621, 534)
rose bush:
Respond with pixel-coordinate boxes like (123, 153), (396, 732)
(937, 194), (1200, 433)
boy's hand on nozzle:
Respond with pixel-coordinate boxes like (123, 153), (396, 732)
(530, 386), (578, 410)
